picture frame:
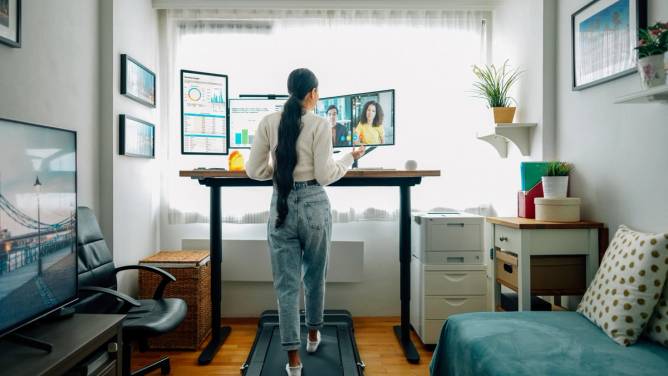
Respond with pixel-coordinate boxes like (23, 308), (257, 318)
(120, 54), (156, 107)
(572, 0), (647, 91)
(119, 114), (155, 158)
(0, 0), (20, 48)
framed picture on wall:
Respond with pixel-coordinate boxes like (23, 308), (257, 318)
(120, 54), (156, 107)
(572, 0), (647, 90)
(0, 0), (20, 47)
(119, 114), (155, 158)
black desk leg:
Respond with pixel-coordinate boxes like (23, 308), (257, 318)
(199, 184), (232, 365)
(393, 184), (420, 364)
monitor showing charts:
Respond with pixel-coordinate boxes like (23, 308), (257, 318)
(229, 98), (286, 148)
(181, 70), (229, 155)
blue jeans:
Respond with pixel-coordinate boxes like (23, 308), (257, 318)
(268, 183), (331, 351)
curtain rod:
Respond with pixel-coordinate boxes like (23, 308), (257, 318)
(152, 0), (500, 11)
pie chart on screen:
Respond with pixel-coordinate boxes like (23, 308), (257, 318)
(188, 87), (202, 102)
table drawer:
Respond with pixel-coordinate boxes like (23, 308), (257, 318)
(495, 249), (587, 295)
(425, 295), (486, 319)
(494, 225), (521, 251)
(425, 270), (486, 295)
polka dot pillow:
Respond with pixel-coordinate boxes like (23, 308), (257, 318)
(646, 269), (668, 347)
(577, 225), (668, 346)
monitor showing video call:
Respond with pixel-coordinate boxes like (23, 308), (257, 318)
(316, 89), (395, 148)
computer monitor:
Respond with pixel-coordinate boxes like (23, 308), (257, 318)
(229, 98), (286, 149)
(316, 95), (353, 148)
(181, 70), (229, 155)
(0, 118), (77, 339)
(350, 89), (395, 146)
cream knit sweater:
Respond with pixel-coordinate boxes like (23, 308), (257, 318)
(246, 111), (354, 186)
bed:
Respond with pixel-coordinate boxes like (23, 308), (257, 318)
(429, 311), (668, 376)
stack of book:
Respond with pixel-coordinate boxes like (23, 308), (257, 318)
(518, 162), (549, 218)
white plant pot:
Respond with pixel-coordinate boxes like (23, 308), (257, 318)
(541, 176), (569, 199)
(638, 54), (666, 90)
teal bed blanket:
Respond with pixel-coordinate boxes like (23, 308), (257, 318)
(429, 311), (668, 376)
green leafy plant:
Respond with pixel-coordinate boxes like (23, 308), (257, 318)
(471, 60), (523, 108)
(636, 22), (668, 58)
(544, 161), (573, 177)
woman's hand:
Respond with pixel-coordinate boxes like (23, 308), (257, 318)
(352, 144), (366, 160)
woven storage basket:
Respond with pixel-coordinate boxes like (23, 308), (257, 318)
(139, 250), (211, 350)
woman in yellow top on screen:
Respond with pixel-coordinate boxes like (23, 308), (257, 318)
(354, 101), (384, 145)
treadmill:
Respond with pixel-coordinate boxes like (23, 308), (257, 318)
(242, 310), (365, 375)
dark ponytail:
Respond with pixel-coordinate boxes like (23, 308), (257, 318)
(273, 68), (319, 228)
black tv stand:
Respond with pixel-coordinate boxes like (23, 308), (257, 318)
(0, 314), (124, 376)
(352, 146), (376, 169)
(5, 333), (53, 352)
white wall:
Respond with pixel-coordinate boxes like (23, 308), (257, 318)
(100, 0), (161, 294)
(492, 0), (555, 160)
(556, 0), (668, 235)
(0, 0), (100, 212)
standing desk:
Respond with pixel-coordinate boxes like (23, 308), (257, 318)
(180, 169), (440, 365)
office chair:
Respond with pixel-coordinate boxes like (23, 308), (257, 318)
(74, 207), (187, 376)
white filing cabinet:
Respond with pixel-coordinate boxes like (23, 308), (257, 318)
(410, 212), (487, 345)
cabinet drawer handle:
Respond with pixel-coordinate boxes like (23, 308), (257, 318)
(499, 236), (508, 242)
(443, 273), (466, 282)
(446, 223), (465, 227)
(443, 298), (467, 306)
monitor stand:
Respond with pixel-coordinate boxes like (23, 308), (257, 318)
(352, 146), (376, 169)
(5, 333), (53, 352)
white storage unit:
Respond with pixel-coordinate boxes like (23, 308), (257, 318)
(410, 212), (487, 345)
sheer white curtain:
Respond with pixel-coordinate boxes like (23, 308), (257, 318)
(160, 8), (500, 224)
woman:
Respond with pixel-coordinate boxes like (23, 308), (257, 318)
(246, 68), (364, 376)
(354, 100), (384, 145)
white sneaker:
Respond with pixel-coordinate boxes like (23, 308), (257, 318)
(285, 362), (302, 376)
(306, 330), (321, 353)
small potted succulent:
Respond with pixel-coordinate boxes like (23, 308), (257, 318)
(471, 60), (523, 124)
(542, 162), (573, 199)
(635, 21), (668, 89)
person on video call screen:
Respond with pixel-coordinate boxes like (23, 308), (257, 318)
(354, 100), (384, 145)
(326, 105), (350, 147)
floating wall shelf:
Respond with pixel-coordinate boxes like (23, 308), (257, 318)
(614, 84), (668, 104)
(477, 123), (537, 158)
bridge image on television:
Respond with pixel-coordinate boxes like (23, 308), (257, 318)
(0, 118), (77, 337)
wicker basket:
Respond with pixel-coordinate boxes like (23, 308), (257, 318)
(138, 250), (211, 350)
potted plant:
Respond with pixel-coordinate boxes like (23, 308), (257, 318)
(472, 60), (523, 124)
(541, 162), (573, 199)
(635, 22), (668, 89)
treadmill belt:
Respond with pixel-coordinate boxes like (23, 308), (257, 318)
(261, 326), (341, 375)
(243, 310), (364, 376)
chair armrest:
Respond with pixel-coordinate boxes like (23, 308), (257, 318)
(115, 264), (176, 299)
(79, 286), (140, 313)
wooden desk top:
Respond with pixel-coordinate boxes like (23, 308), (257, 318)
(180, 169), (441, 179)
(486, 217), (604, 229)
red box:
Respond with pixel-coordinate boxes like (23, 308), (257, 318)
(518, 182), (544, 218)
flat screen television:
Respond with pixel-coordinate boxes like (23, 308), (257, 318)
(316, 89), (395, 147)
(0, 118), (77, 338)
(181, 69), (229, 155)
(229, 98), (286, 149)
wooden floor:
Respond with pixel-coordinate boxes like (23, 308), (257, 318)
(133, 317), (434, 375)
